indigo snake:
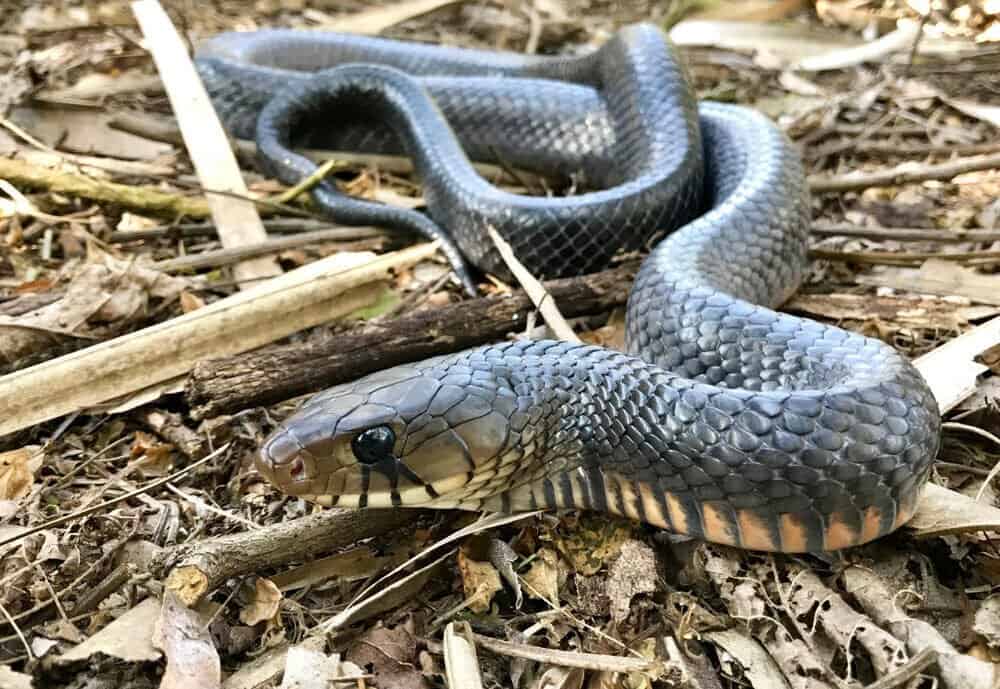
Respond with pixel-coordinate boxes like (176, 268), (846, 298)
(196, 24), (940, 552)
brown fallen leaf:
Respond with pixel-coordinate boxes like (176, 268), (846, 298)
(345, 624), (431, 689)
(521, 548), (561, 604)
(457, 547), (503, 614)
(605, 541), (658, 624)
(10, 106), (172, 161)
(0, 445), (43, 501)
(909, 483), (1000, 539)
(56, 596), (161, 664)
(239, 578), (282, 626)
(130, 431), (174, 477)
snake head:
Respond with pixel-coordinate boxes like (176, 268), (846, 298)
(256, 358), (515, 509)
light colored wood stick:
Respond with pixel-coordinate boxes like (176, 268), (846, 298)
(0, 243), (438, 437)
(913, 315), (1000, 414)
(486, 227), (580, 343)
(131, 0), (280, 288)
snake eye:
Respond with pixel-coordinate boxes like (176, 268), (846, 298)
(351, 426), (396, 465)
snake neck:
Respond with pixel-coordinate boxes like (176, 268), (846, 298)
(447, 339), (937, 554)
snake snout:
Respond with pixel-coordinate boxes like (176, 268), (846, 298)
(256, 427), (318, 494)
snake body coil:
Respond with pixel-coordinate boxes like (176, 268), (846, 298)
(197, 25), (940, 552)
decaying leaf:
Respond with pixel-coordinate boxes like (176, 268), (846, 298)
(522, 548), (561, 604)
(154, 592), (222, 689)
(239, 578), (283, 626)
(345, 624), (431, 689)
(974, 595), (1000, 651)
(605, 541), (658, 624)
(56, 596), (161, 664)
(130, 431), (174, 476)
(0, 445), (43, 501)
(551, 514), (632, 576)
(457, 547), (503, 614)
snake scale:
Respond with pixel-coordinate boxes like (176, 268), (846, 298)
(196, 23), (940, 553)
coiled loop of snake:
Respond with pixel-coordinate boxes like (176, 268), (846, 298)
(196, 24), (940, 552)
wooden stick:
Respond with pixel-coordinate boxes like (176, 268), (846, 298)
(914, 315), (1000, 414)
(486, 226), (580, 343)
(132, 0), (280, 287)
(151, 227), (388, 273)
(811, 224), (1000, 243)
(809, 151), (1000, 193)
(0, 243), (438, 437)
(186, 263), (638, 418)
(154, 508), (424, 607)
(0, 156), (211, 218)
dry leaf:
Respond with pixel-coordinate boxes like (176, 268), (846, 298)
(974, 595), (1000, 651)
(345, 625), (431, 689)
(154, 592), (222, 689)
(605, 541), (658, 624)
(0, 445), (43, 500)
(522, 548), (561, 604)
(239, 578), (282, 626)
(457, 548), (503, 614)
(57, 596), (161, 664)
(552, 514), (632, 576)
(130, 431), (174, 476)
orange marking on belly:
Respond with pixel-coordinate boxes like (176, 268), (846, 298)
(701, 503), (739, 546)
(637, 482), (669, 529)
(779, 514), (809, 553)
(617, 477), (641, 521)
(823, 511), (859, 551)
(664, 492), (690, 535)
(737, 509), (778, 552)
(861, 505), (884, 544)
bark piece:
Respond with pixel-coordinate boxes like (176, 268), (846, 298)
(186, 263), (637, 418)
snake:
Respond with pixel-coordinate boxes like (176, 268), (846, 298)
(196, 24), (941, 553)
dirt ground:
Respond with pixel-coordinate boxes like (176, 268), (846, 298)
(2, 1), (1000, 688)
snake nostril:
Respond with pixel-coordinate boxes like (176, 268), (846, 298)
(262, 432), (300, 466)
(290, 457), (306, 479)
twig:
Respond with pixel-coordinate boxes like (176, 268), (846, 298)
(186, 264), (637, 418)
(151, 227), (386, 273)
(901, 12), (930, 80)
(0, 156), (211, 217)
(486, 226), (579, 343)
(469, 633), (654, 673)
(272, 159), (345, 203)
(810, 248), (1000, 266)
(109, 218), (348, 243)
(107, 111), (549, 186)
(154, 508), (422, 606)
(864, 648), (937, 689)
(808, 151), (1000, 193)
(812, 224), (1000, 243)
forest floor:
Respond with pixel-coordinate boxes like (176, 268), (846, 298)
(3, 1), (1000, 688)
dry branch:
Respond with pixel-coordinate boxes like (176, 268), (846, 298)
(186, 263), (637, 418)
(809, 152), (1000, 193)
(0, 244), (438, 437)
(153, 509), (423, 607)
(151, 227), (388, 273)
(0, 156), (211, 217)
